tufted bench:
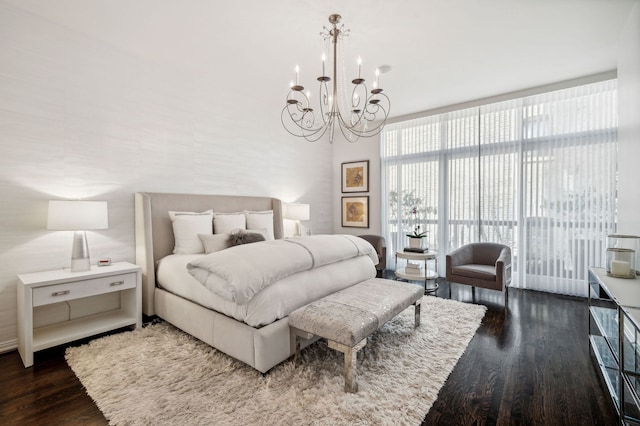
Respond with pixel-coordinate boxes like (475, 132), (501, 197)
(288, 278), (423, 392)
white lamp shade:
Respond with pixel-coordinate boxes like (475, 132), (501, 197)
(285, 203), (310, 221)
(47, 200), (109, 230)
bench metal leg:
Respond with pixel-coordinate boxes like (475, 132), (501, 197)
(414, 300), (421, 328)
(294, 336), (302, 367)
(328, 339), (367, 393)
(292, 328), (316, 367)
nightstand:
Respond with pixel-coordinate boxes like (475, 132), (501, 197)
(17, 262), (141, 368)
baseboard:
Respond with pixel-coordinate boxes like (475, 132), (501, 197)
(0, 339), (17, 354)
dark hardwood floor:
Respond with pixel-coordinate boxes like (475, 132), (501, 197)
(422, 279), (616, 426)
(0, 337), (107, 425)
(0, 278), (617, 425)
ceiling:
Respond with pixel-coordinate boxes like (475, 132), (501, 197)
(4, 0), (637, 119)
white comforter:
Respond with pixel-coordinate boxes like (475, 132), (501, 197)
(156, 254), (376, 327)
(187, 234), (378, 304)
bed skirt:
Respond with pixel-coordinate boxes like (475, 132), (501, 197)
(154, 288), (317, 373)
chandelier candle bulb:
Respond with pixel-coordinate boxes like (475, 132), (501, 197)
(295, 65), (299, 85)
(358, 56), (362, 78)
(322, 53), (326, 76)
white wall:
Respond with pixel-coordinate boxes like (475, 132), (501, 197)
(332, 133), (382, 236)
(0, 4), (333, 349)
(617, 1), (640, 235)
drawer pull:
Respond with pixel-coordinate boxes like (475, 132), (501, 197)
(110, 280), (125, 286)
(51, 290), (70, 297)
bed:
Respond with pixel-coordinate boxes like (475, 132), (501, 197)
(134, 192), (377, 373)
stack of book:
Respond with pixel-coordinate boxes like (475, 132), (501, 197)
(405, 261), (423, 275)
(404, 247), (428, 253)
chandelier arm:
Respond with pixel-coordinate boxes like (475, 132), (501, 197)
(333, 91), (390, 136)
(281, 107), (311, 137)
(348, 113), (389, 137)
(337, 120), (361, 143)
(299, 117), (332, 142)
(301, 125), (331, 142)
(333, 98), (390, 138)
(318, 80), (332, 126)
(284, 101), (306, 124)
(337, 82), (391, 136)
(348, 82), (369, 127)
(281, 104), (334, 142)
(361, 93), (391, 134)
(282, 105), (324, 135)
(334, 108), (368, 142)
(284, 104), (316, 131)
(354, 93), (391, 134)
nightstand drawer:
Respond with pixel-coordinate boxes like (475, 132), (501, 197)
(32, 273), (137, 307)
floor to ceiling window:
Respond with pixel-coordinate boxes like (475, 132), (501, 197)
(381, 79), (618, 296)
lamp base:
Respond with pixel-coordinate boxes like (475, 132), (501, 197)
(70, 230), (91, 272)
(71, 257), (91, 272)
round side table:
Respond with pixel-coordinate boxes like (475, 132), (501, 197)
(395, 250), (438, 294)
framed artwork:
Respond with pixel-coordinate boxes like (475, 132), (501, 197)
(341, 160), (369, 193)
(341, 196), (369, 228)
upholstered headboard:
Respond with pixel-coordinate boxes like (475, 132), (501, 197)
(134, 192), (284, 316)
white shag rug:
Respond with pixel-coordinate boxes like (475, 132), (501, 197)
(65, 296), (486, 426)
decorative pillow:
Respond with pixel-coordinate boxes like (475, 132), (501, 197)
(247, 228), (270, 240)
(245, 210), (274, 240)
(168, 210), (213, 254)
(228, 229), (266, 246)
(213, 212), (246, 235)
(198, 233), (231, 254)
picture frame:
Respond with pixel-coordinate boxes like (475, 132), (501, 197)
(341, 196), (369, 228)
(341, 160), (369, 193)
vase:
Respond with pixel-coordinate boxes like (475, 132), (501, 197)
(409, 237), (423, 249)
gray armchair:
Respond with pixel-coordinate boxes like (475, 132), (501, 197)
(358, 235), (387, 278)
(446, 243), (511, 306)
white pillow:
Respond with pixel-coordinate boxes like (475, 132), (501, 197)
(245, 210), (274, 240)
(169, 210), (213, 254)
(198, 233), (231, 254)
(213, 212), (246, 234)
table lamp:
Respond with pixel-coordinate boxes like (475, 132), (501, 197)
(284, 203), (310, 237)
(47, 200), (109, 272)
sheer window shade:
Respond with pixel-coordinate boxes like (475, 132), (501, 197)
(381, 79), (617, 296)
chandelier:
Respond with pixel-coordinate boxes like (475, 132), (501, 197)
(281, 14), (390, 143)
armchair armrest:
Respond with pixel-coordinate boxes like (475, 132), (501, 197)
(495, 247), (512, 287)
(378, 246), (387, 270)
